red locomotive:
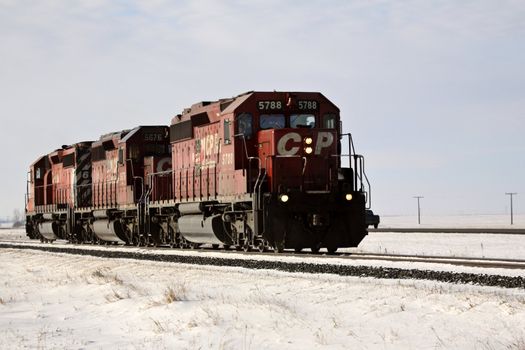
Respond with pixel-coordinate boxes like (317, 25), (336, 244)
(26, 91), (375, 253)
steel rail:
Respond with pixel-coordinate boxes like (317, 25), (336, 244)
(1, 242), (524, 289)
(343, 252), (525, 270)
(369, 228), (525, 234)
(2, 239), (525, 270)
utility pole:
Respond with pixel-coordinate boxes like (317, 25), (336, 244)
(414, 196), (423, 225)
(505, 193), (517, 225)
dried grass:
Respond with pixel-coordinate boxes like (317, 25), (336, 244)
(89, 268), (123, 285)
(164, 284), (187, 304)
(150, 318), (166, 333)
(506, 338), (525, 350)
(104, 288), (130, 302)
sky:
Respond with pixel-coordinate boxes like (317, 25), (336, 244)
(0, 0), (524, 219)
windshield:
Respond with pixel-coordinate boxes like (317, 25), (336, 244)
(260, 114), (285, 129)
(290, 114), (315, 128)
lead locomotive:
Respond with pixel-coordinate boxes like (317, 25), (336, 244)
(25, 91), (375, 253)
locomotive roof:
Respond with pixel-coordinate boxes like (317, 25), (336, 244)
(171, 91), (338, 126)
(119, 125), (167, 143)
(92, 126), (168, 148)
(29, 154), (50, 168)
(221, 92), (253, 114)
(98, 129), (131, 141)
(119, 126), (141, 143)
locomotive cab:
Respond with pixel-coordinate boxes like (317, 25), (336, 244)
(227, 92), (369, 252)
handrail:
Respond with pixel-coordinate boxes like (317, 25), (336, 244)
(146, 169), (173, 202)
(339, 132), (372, 208)
(126, 159), (144, 203)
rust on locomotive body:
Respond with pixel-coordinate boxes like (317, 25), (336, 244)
(25, 91), (376, 252)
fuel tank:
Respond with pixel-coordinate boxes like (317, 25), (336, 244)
(38, 221), (59, 240)
(92, 219), (126, 243)
(178, 214), (233, 245)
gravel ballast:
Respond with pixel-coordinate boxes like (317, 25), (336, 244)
(1, 243), (524, 289)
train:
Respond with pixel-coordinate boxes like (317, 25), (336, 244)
(25, 91), (376, 253)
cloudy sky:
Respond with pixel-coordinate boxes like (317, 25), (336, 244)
(1, 0), (524, 219)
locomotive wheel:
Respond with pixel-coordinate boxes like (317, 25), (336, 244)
(167, 227), (176, 248)
(212, 244), (220, 250)
(255, 239), (269, 252)
(170, 233), (181, 248)
(274, 241), (284, 253)
(310, 246), (320, 254)
(294, 247), (303, 253)
(170, 228), (182, 248)
(327, 247), (338, 254)
(148, 235), (158, 247)
(137, 236), (147, 247)
(79, 228), (86, 244)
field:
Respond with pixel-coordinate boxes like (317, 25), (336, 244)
(1, 216), (525, 349)
(1, 249), (525, 349)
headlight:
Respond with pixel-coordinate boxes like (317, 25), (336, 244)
(279, 194), (289, 203)
(304, 137), (313, 145)
(345, 194), (353, 201)
(304, 146), (313, 154)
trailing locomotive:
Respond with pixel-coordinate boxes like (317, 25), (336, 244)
(25, 91), (375, 253)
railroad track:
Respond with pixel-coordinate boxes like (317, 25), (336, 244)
(1, 240), (524, 289)
(369, 228), (525, 234)
(344, 252), (525, 270)
(2, 238), (525, 270)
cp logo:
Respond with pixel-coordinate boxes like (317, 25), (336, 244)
(277, 132), (334, 156)
(156, 158), (172, 172)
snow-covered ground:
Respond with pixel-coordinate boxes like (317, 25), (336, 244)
(0, 228), (26, 241)
(1, 249), (524, 349)
(1, 216), (525, 349)
(355, 232), (525, 261)
(353, 214), (525, 260)
(0, 222), (14, 229)
(380, 214), (525, 228)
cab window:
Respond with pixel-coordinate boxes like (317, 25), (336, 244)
(323, 114), (337, 129)
(290, 114), (315, 128)
(260, 114), (285, 129)
(128, 145), (140, 162)
(237, 113), (253, 138)
(118, 148), (124, 164)
(224, 119), (231, 144)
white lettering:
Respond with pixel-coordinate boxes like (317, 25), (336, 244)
(277, 132), (301, 155)
(315, 132), (334, 155)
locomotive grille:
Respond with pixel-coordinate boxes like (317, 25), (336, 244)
(91, 146), (106, 161)
(63, 153), (75, 168)
(75, 149), (92, 207)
